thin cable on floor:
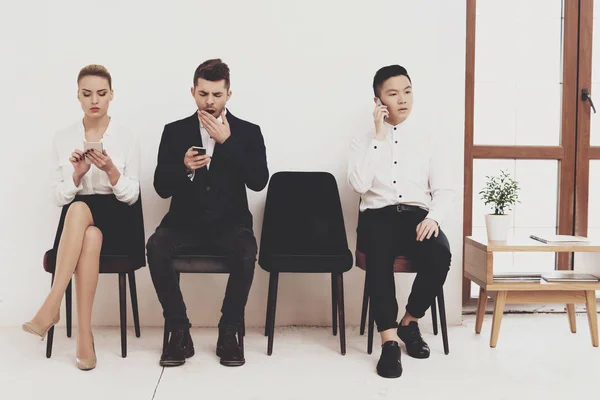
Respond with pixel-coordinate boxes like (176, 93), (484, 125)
(151, 367), (165, 400)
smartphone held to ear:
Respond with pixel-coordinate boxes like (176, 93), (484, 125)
(83, 142), (103, 164)
(192, 146), (206, 156)
(376, 98), (383, 106)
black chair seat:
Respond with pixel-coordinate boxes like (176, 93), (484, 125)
(43, 250), (144, 274)
(260, 252), (353, 273)
(171, 255), (230, 274)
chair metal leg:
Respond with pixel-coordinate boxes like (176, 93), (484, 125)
(266, 272), (279, 356)
(359, 276), (368, 336)
(128, 271), (141, 338)
(331, 273), (338, 336)
(438, 288), (449, 355)
(367, 297), (375, 355)
(431, 296), (438, 335)
(118, 273), (127, 358)
(46, 273), (56, 358)
(66, 279), (72, 338)
(241, 313), (246, 337)
(239, 313), (245, 357)
(336, 273), (346, 355)
(264, 284), (273, 337)
(162, 323), (169, 355)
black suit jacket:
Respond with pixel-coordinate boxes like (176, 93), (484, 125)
(154, 110), (269, 230)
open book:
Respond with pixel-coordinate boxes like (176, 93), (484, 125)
(529, 234), (590, 244)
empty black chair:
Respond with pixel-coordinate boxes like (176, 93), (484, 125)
(259, 172), (353, 355)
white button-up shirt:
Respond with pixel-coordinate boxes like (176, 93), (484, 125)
(199, 113), (219, 170)
(188, 111), (223, 181)
(347, 118), (454, 226)
(51, 118), (140, 206)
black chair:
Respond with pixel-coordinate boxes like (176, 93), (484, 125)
(259, 172), (353, 355)
(161, 251), (245, 357)
(43, 195), (146, 358)
(355, 212), (449, 355)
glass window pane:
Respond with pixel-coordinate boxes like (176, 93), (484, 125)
(591, 7), (600, 145)
(474, 0), (563, 146)
(513, 160), (559, 228)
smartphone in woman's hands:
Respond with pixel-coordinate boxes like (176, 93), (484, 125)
(83, 142), (103, 164)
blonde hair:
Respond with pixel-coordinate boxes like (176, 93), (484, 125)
(77, 64), (112, 89)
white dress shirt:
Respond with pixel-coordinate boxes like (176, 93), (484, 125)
(347, 118), (454, 226)
(51, 118), (141, 206)
(200, 113), (219, 169)
(189, 111), (223, 180)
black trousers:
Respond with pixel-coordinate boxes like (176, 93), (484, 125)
(360, 205), (451, 332)
(146, 225), (257, 331)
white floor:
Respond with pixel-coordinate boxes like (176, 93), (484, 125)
(2, 314), (599, 400)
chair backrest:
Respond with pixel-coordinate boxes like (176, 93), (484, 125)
(259, 171), (349, 258)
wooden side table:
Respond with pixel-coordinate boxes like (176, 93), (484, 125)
(464, 236), (600, 347)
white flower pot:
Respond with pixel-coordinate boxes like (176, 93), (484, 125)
(485, 214), (511, 241)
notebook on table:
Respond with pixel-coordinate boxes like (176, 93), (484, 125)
(529, 234), (590, 244)
(541, 272), (599, 282)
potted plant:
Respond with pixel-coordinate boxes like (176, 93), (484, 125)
(479, 170), (520, 241)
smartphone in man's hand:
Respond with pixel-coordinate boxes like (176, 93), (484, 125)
(192, 146), (206, 156)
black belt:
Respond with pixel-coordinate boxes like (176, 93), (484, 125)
(365, 204), (424, 214)
(394, 204), (423, 213)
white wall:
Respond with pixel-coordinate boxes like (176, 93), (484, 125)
(0, 0), (465, 328)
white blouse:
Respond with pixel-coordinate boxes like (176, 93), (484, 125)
(50, 118), (140, 206)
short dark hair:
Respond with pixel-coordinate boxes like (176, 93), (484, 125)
(193, 59), (230, 89)
(373, 65), (411, 97)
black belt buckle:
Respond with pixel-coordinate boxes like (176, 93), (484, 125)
(396, 204), (415, 213)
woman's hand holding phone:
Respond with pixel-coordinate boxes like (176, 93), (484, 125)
(70, 149), (91, 185)
(373, 98), (389, 141)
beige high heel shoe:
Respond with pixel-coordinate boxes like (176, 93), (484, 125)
(76, 338), (97, 371)
(22, 313), (60, 340)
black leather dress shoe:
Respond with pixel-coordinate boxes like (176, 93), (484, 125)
(216, 327), (245, 367)
(160, 329), (195, 367)
(397, 321), (430, 359)
(376, 341), (402, 378)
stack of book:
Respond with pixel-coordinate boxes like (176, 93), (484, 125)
(493, 273), (542, 282)
(492, 272), (599, 283)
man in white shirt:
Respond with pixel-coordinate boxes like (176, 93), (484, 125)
(348, 65), (453, 378)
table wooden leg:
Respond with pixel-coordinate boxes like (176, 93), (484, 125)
(490, 291), (507, 348)
(566, 304), (577, 333)
(475, 287), (487, 334)
(584, 291), (598, 347)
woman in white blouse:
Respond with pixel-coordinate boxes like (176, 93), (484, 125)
(22, 65), (140, 370)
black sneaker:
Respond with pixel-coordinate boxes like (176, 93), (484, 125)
(216, 327), (245, 367)
(397, 321), (430, 359)
(160, 329), (195, 367)
(376, 341), (402, 378)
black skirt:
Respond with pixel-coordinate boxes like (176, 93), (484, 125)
(52, 194), (141, 256)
